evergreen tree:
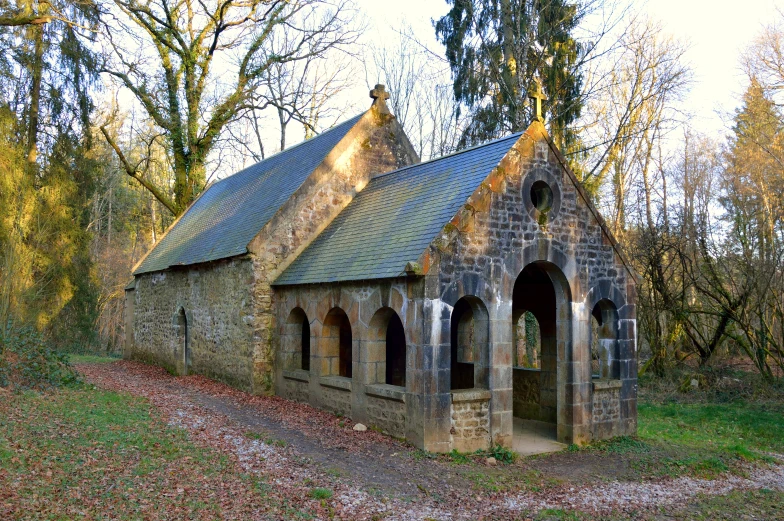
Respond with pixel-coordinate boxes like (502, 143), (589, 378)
(435, 0), (585, 151)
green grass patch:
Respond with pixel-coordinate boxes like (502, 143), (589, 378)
(308, 487), (332, 500)
(67, 353), (121, 364)
(0, 386), (291, 519)
(662, 488), (784, 520)
(606, 398), (784, 480)
(534, 508), (583, 520)
(584, 436), (652, 454)
(639, 401), (784, 455)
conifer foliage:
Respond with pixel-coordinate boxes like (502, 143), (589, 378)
(435, 0), (585, 150)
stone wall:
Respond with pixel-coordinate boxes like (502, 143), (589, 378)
(319, 382), (353, 418)
(366, 390), (406, 439)
(128, 257), (257, 390)
(513, 369), (542, 421)
(274, 278), (423, 446)
(591, 380), (622, 439)
(281, 371), (310, 404)
(450, 389), (491, 452)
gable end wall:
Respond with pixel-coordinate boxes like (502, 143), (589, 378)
(417, 122), (637, 449)
(245, 110), (419, 393)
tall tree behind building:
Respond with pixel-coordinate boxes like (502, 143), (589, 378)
(0, 0), (101, 349)
(434, 0), (586, 153)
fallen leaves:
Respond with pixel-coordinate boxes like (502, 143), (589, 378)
(6, 360), (770, 521)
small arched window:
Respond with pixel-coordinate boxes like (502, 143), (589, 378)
(386, 313), (406, 387)
(450, 297), (489, 390)
(367, 308), (407, 388)
(175, 307), (190, 375)
(591, 299), (619, 379)
(323, 308), (352, 378)
(284, 308), (310, 371)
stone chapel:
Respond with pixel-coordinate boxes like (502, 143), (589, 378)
(124, 86), (638, 452)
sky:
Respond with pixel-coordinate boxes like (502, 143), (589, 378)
(358, 0), (784, 139)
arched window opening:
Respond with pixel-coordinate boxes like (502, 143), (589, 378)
(590, 313), (601, 378)
(367, 308), (407, 388)
(301, 314), (310, 371)
(386, 313), (406, 387)
(591, 299), (619, 379)
(450, 297), (489, 390)
(514, 310), (541, 369)
(451, 299), (475, 389)
(176, 307), (190, 375)
(339, 319), (352, 378)
(323, 308), (352, 379)
(284, 308), (310, 371)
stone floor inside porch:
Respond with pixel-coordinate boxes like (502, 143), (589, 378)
(512, 418), (567, 456)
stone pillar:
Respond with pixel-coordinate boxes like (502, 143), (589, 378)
(567, 302), (592, 445)
(351, 322), (370, 425)
(416, 297), (453, 453)
(618, 284), (638, 436)
(488, 301), (513, 448)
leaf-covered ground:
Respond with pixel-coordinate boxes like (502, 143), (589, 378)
(1, 360), (782, 520)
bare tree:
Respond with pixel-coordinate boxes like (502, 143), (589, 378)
(368, 25), (464, 160)
(98, 0), (360, 215)
(580, 16), (691, 234)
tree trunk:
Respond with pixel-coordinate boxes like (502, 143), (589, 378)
(26, 23), (45, 169)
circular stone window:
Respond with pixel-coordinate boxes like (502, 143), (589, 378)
(530, 180), (554, 214)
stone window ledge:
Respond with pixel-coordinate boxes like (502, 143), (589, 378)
(451, 388), (491, 403)
(282, 369), (310, 383)
(320, 376), (352, 392)
(592, 378), (622, 391)
(512, 366), (542, 372)
(365, 384), (406, 403)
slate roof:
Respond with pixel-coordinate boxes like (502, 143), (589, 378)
(274, 132), (521, 285)
(134, 114), (363, 275)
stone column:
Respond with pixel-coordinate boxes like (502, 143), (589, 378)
(416, 296), (453, 453)
(488, 301), (513, 448)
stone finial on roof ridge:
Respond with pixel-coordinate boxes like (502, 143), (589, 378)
(370, 84), (391, 115)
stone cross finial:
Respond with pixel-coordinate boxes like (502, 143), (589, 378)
(370, 84), (391, 115)
(529, 80), (547, 123)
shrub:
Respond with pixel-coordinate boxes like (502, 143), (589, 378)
(488, 444), (518, 464)
(0, 321), (80, 391)
(309, 487), (333, 500)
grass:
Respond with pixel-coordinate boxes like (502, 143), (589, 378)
(308, 487), (332, 500)
(663, 488), (784, 520)
(623, 399), (782, 479)
(67, 353), (121, 364)
(0, 385), (283, 519)
(563, 380), (784, 481)
(638, 401), (784, 455)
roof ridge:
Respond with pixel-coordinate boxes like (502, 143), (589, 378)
(371, 131), (523, 181)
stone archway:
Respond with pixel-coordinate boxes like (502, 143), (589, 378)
(511, 261), (573, 446)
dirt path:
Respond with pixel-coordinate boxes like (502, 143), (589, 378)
(76, 361), (784, 520)
(188, 390), (460, 497)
